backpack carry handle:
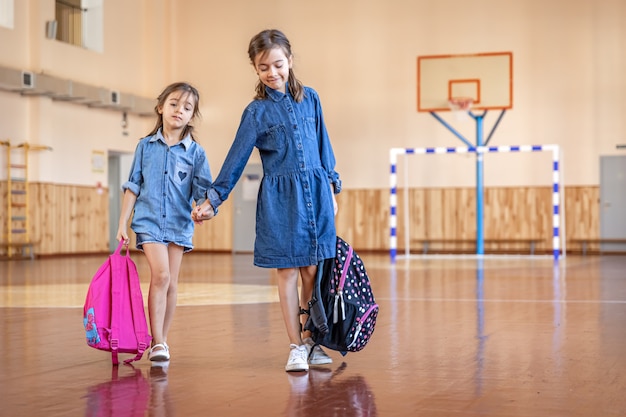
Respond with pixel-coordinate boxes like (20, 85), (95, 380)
(307, 260), (329, 335)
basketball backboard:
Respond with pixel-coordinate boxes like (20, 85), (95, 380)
(417, 52), (513, 112)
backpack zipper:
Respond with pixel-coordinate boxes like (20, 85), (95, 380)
(347, 303), (379, 349)
(333, 244), (353, 324)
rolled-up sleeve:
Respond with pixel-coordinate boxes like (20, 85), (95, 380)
(121, 141), (144, 196)
(192, 146), (214, 204)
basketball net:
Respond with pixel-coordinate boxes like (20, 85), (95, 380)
(448, 97), (474, 121)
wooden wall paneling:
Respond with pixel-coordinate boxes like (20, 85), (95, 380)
(83, 185), (109, 252)
(334, 189), (390, 251)
(37, 183), (54, 254)
(33, 183), (108, 255)
(564, 186), (600, 253)
(28, 183), (42, 249)
(395, 188), (428, 253)
(425, 188), (445, 240)
(0, 182), (605, 256)
(449, 187), (476, 239)
(483, 187), (552, 252)
(0, 182), (6, 239)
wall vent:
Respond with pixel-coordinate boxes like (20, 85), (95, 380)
(22, 71), (34, 88)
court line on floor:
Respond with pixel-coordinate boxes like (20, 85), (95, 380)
(377, 297), (626, 304)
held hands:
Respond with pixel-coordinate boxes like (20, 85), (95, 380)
(192, 202), (215, 225)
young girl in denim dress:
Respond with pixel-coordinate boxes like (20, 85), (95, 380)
(117, 82), (214, 363)
(193, 29), (341, 372)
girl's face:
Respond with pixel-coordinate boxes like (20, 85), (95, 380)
(159, 91), (196, 131)
(254, 46), (292, 94)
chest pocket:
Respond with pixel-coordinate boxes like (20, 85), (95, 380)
(174, 161), (192, 185)
(302, 117), (317, 141)
(258, 124), (287, 151)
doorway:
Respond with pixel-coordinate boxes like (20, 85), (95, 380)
(600, 155), (626, 252)
(108, 152), (133, 252)
(232, 163), (262, 253)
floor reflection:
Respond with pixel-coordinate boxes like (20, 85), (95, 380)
(84, 365), (151, 416)
(148, 362), (174, 417)
(285, 363), (377, 416)
(474, 259), (486, 396)
(82, 362), (174, 417)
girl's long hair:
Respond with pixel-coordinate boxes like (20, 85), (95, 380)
(146, 82), (201, 141)
(248, 29), (305, 102)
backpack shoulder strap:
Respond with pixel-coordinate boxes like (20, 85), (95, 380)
(109, 241), (125, 365)
(122, 247), (150, 365)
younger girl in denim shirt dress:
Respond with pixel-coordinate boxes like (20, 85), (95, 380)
(117, 82), (214, 363)
(193, 29), (341, 372)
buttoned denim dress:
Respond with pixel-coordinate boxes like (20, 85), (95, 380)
(122, 130), (213, 252)
(207, 86), (341, 268)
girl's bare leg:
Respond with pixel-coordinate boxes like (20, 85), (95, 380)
(162, 244), (184, 342)
(143, 243), (171, 350)
(298, 264), (317, 339)
(277, 268), (303, 346)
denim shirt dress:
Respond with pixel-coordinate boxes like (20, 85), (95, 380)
(122, 130), (213, 252)
(207, 86), (341, 268)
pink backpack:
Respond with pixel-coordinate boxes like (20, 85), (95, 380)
(83, 241), (151, 365)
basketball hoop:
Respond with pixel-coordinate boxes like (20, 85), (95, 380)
(448, 97), (474, 121)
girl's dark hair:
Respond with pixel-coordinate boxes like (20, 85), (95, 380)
(248, 29), (305, 102)
(146, 82), (201, 141)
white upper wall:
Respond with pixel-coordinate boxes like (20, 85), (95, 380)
(0, 0), (624, 187)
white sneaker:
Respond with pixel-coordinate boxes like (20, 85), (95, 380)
(304, 337), (333, 365)
(285, 344), (309, 372)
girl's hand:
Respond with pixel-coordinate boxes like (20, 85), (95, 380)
(116, 227), (129, 246)
(192, 203), (215, 224)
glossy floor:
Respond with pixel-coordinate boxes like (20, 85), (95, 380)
(1, 253), (625, 416)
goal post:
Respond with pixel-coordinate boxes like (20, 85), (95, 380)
(389, 145), (564, 263)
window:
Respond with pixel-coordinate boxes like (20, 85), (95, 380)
(0, 0), (14, 29)
(55, 0), (82, 46)
(54, 0), (102, 52)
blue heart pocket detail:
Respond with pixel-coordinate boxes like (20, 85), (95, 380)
(178, 171), (187, 181)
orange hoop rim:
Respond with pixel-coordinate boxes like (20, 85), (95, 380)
(448, 97), (474, 111)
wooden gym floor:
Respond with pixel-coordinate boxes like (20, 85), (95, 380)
(1, 252), (625, 416)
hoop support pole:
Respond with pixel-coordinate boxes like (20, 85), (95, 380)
(484, 110), (506, 146)
(429, 111), (473, 147)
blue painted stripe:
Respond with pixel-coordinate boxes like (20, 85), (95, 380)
(510, 146), (520, 151)
(532, 145), (542, 151)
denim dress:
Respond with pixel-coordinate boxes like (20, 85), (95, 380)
(122, 130), (214, 252)
(207, 86), (341, 268)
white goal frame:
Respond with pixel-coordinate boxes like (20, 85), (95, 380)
(389, 145), (565, 262)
